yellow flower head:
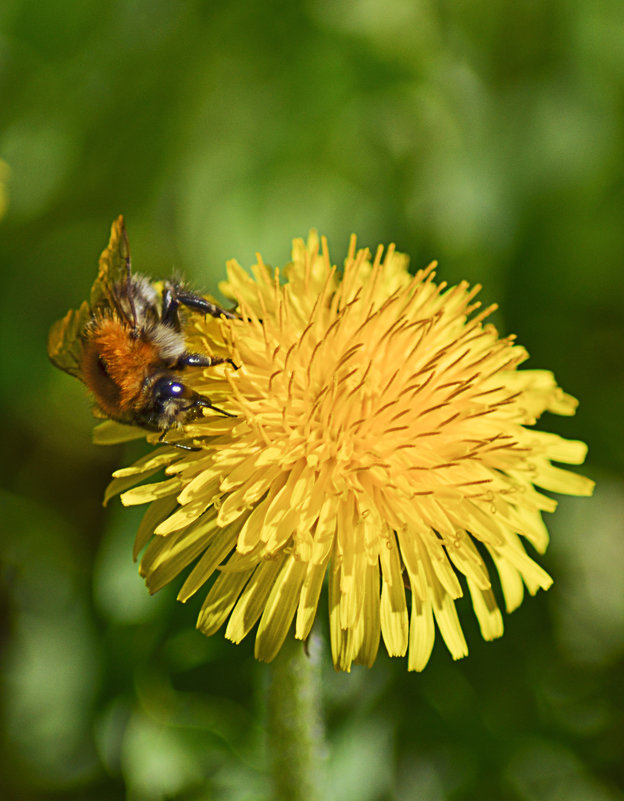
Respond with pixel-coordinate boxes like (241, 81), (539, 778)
(105, 232), (593, 671)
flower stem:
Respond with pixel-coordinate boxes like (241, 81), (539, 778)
(267, 633), (324, 801)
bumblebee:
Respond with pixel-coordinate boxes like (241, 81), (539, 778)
(48, 216), (237, 437)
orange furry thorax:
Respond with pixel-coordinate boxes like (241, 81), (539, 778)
(80, 316), (161, 415)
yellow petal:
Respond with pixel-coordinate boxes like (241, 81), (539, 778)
(196, 569), (253, 636)
(112, 448), (180, 478)
(468, 581), (503, 641)
(378, 531), (408, 657)
(444, 530), (492, 590)
(408, 596), (435, 672)
(295, 558), (330, 641)
(104, 466), (169, 506)
(133, 496), (179, 561)
(255, 555), (307, 662)
(93, 420), (145, 445)
(154, 499), (209, 535)
(490, 551), (525, 612)
(328, 562), (357, 673)
(353, 561), (381, 668)
(177, 524), (239, 603)
(120, 477), (180, 507)
(433, 594), (468, 661)
(141, 509), (219, 594)
(226, 559), (284, 643)
(532, 463), (595, 496)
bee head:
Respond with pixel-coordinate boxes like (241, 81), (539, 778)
(142, 374), (200, 429)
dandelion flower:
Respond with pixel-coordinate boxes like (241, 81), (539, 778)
(104, 232), (594, 671)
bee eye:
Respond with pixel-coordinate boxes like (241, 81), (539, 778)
(97, 356), (109, 375)
(168, 381), (184, 397)
(153, 376), (187, 401)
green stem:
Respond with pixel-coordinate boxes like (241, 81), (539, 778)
(267, 633), (324, 801)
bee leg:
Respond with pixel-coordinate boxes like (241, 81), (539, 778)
(160, 285), (183, 330)
(176, 353), (237, 370)
(161, 283), (238, 325)
(157, 428), (200, 452)
(178, 291), (238, 320)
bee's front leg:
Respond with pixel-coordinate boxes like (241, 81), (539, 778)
(176, 352), (237, 370)
(158, 429), (201, 451)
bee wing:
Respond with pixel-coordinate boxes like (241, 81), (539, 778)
(47, 300), (91, 379)
(47, 215), (131, 379)
(90, 214), (131, 312)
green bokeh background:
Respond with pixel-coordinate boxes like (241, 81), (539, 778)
(1, 1), (622, 799)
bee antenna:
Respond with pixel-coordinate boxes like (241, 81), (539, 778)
(195, 398), (236, 418)
(212, 405), (236, 418)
